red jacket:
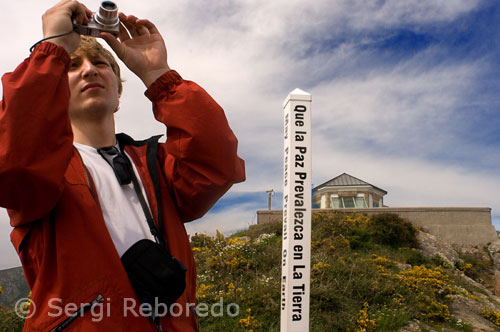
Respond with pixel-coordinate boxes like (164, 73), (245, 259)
(0, 42), (245, 332)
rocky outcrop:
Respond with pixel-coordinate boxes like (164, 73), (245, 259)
(487, 240), (500, 296)
(417, 231), (460, 267)
(450, 294), (499, 332)
(405, 230), (500, 331)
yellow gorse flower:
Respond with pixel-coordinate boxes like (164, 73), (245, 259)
(349, 302), (376, 332)
(482, 309), (500, 326)
(312, 262), (331, 274)
(239, 308), (260, 331)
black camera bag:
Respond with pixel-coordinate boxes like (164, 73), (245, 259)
(121, 239), (186, 307)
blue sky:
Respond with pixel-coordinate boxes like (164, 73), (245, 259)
(0, 0), (499, 269)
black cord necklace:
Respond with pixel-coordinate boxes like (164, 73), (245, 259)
(29, 30), (75, 52)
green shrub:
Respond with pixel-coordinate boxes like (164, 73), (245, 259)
(232, 220), (283, 239)
(192, 212), (474, 331)
(369, 214), (418, 249)
(456, 251), (493, 282)
(0, 306), (24, 332)
(399, 248), (430, 266)
(348, 227), (374, 250)
(372, 306), (412, 331)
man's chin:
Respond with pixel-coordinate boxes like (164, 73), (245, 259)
(70, 103), (117, 120)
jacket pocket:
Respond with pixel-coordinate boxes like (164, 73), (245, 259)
(50, 294), (104, 332)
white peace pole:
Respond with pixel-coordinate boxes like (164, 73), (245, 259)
(280, 89), (312, 332)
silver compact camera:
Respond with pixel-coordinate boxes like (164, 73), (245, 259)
(74, 1), (120, 37)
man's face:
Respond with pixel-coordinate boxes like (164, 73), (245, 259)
(68, 53), (120, 121)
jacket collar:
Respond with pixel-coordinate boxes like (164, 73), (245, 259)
(116, 133), (163, 148)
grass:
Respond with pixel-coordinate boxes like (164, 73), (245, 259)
(0, 211), (490, 331)
(0, 305), (24, 332)
(192, 211), (485, 331)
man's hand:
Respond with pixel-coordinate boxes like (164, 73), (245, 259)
(101, 13), (171, 88)
(42, 0), (92, 54)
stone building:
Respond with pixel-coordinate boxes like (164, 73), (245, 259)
(258, 172), (498, 246)
(313, 173), (387, 209)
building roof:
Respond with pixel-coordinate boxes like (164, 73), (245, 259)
(314, 173), (388, 195)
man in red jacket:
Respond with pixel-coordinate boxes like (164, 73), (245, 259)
(0, 1), (245, 331)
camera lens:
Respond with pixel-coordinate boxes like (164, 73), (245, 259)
(95, 1), (119, 26)
(102, 1), (116, 10)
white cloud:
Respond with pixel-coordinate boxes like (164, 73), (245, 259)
(346, 0), (482, 30)
(312, 58), (480, 147)
(312, 145), (500, 215)
(185, 203), (258, 236)
(0, 0), (498, 272)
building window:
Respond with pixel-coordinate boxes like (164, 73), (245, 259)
(331, 195), (367, 208)
(355, 196), (367, 208)
(330, 196), (340, 208)
(343, 197), (356, 208)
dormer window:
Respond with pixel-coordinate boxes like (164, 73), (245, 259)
(314, 173), (387, 209)
(331, 194), (367, 208)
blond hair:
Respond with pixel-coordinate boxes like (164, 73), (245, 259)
(71, 36), (123, 95)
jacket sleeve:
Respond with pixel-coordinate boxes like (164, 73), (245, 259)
(0, 42), (74, 226)
(145, 71), (245, 222)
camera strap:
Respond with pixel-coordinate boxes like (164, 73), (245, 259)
(120, 147), (171, 332)
(29, 30), (75, 53)
(125, 152), (167, 251)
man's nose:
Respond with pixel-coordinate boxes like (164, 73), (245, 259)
(81, 59), (98, 77)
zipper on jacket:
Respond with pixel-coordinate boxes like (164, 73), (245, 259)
(51, 294), (104, 332)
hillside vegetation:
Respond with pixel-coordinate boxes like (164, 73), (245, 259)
(0, 285), (24, 332)
(192, 212), (500, 332)
(2, 212), (500, 331)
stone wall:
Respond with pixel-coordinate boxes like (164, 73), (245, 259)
(257, 207), (498, 246)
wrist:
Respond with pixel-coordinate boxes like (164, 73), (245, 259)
(141, 67), (172, 88)
(145, 70), (183, 101)
(42, 31), (80, 54)
(46, 38), (73, 54)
